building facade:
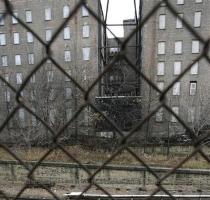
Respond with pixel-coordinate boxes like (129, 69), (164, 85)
(0, 0), (103, 145)
(141, 0), (210, 139)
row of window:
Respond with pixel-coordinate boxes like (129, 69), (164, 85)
(158, 40), (200, 55)
(157, 61), (198, 76)
(156, 106), (196, 123)
(0, 48), (90, 67)
(8, 106), (74, 127)
(0, 24), (90, 45)
(157, 81), (197, 96)
(159, 11), (202, 30)
(2, 68), (74, 86)
(4, 86), (73, 103)
(177, 0), (203, 5)
(0, 5), (89, 25)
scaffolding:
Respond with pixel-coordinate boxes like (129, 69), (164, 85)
(95, 0), (142, 132)
(99, 0), (142, 97)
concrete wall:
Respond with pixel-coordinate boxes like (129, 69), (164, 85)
(0, 160), (210, 190)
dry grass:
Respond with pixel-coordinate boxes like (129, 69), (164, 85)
(0, 145), (209, 169)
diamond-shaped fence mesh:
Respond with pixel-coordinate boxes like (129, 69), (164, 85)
(0, 0), (210, 199)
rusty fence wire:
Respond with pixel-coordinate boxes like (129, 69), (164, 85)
(0, 0), (210, 199)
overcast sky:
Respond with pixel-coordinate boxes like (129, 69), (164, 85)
(100, 0), (140, 38)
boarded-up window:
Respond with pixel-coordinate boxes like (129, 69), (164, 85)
(171, 107), (179, 122)
(194, 11), (201, 27)
(192, 40), (199, 53)
(159, 15), (166, 29)
(173, 82), (181, 95)
(46, 29), (52, 41)
(15, 55), (21, 66)
(64, 27), (70, 39)
(82, 47), (90, 60)
(27, 32), (33, 43)
(158, 42), (165, 55)
(28, 53), (34, 65)
(83, 25), (90, 38)
(190, 62), (198, 74)
(63, 5), (70, 18)
(64, 50), (71, 62)
(16, 73), (23, 84)
(12, 12), (18, 24)
(157, 62), (165, 75)
(45, 8), (52, 21)
(2, 55), (8, 67)
(176, 13), (183, 28)
(175, 41), (182, 54)
(174, 61), (181, 75)
(0, 34), (6, 45)
(25, 10), (32, 23)
(13, 32), (20, 44)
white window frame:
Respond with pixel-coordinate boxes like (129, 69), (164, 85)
(190, 62), (198, 75)
(25, 10), (32, 23)
(18, 108), (25, 127)
(82, 24), (90, 38)
(0, 13), (4, 25)
(63, 5), (70, 18)
(159, 14), (166, 30)
(64, 27), (70, 40)
(47, 70), (53, 82)
(13, 32), (20, 44)
(82, 6), (89, 17)
(176, 13), (183, 29)
(4, 90), (10, 102)
(158, 42), (165, 55)
(45, 8), (52, 21)
(195, 0), (202, 3)
(2, 55), (8, 67)
(177, 0), (184, 4)
(64, 50), (71, 62)
(28, 53), (34, 65)
(16, 73), (23, 84)
(65, 69), (71, 81)
(173, 82), (181, 96)
(15, 55), (21, 66)
(190, 81), (197, 95)
(12, 12), (18, 24)
(171, 107), (179, 122)
(194, 11), (201, 27)
(157, 82), (164, 94)
(82, 47), (90, 60)
(30, 74), (36, 83)
(0, 33), (6, 45)
(175, 41), (182, 54)
(27, 32), (33, 43)
(46, 29), (52, 42)
(192, 40), (200, 53)
(4, 74), (9, 85)
(174, 61), (181, 75)
(157, 62), (165, 75)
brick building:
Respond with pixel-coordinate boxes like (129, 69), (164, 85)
(141, 0), (210, 139)
(0, 0), (104, 145)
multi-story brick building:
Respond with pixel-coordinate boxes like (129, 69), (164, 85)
(0, 0), (104, 145)
(141, 0), (210, 139)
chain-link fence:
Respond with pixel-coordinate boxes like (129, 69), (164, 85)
(0, 0), (210, 199)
